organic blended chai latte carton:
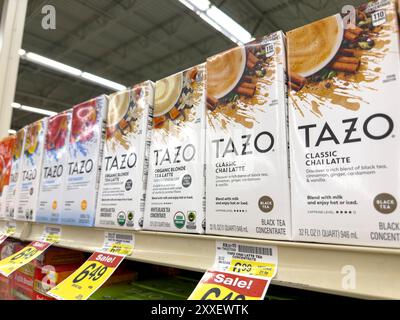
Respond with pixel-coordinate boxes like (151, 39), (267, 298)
(0, 136), (16, 219)
(205, 31), (291, 240)
(4, 128), (26, 220)
(95, 81), (154, 230)
(61, 96), (107, 227)
(37, 110), (72, 224)
(144, 64), (206, 234)
(287, 0), (400, 247)
(15, 118), (48, 222)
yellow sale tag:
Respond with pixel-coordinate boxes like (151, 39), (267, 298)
(0, 241), (52, 277)
(189, 270), (270, 300)
(105, 243), (133, 256)
(41, 226), (61, 243)
(47, 252), (125, 300)
(229, 259), (276, 278)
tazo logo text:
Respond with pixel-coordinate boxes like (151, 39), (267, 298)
(68, 159), (94, 175)
(153, 144), (196, 166)
(104, 153), (137, 171)
(212, 132), (274, 158)
(43, 165), (63, 179)
(298, 114), (394, 148)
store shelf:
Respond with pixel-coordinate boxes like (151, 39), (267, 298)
(1, 220), (400, 299)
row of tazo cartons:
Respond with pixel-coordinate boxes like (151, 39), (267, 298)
(0, 0), (399, 249)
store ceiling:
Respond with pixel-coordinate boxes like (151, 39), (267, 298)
(12, 0), (364, 130)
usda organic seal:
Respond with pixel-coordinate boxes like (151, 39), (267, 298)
(174, 212), (186, 229)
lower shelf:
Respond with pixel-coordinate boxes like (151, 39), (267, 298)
(1, 220), (400, 299)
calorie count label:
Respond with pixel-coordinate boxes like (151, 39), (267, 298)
(47, 251), (124, 300)
(188, 270), (269, 300)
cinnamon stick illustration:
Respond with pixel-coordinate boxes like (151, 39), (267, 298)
(207, 95), (219, 111)
(331, 61), (359, 73)
(336, 56), (360, 67)
(288, 72), (306, 91)
(236, 83), (256, 97)
(344, 30), (359, 42)
(338, 48), (356, 57)
(243, 75), (255, 83)
(288, 81), (301, 92)
(347, 26), (364, 36)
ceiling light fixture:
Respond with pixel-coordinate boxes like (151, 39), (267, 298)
(11, 102), (57, 117)
(19, 50), (127, 91)
(178, 0), (254, 45)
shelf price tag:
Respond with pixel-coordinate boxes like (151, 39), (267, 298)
(47, 252), (125, 300)
(101, 232), (134, 256)
(215, 241), (278, 279)
(188, 270), (270, 300)
(0, 222), (16, 246)
(47, 232), (135, 300)
(40, 226), (62, 243)
(0, 241), (52, 277)
(188, 241), (278, 301)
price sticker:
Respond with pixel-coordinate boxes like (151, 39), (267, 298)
(215, 241), (278, 279)
(229, 259), (276, 278)
(0, 241), (52, 277)
(47, 252), (124, 300)
(101, 232), (134, 256)
(188, 270), (269, 300)
(47, 233), (135, 300)
(189, 241), (278, 300)
(40, 226), (61, 243)
(0, 222), (17, 245)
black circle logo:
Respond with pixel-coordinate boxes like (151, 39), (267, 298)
(258, 196), (274, 213)
(125, 179), (133, 191)
(374, 193), (397, 214)
(182, 174), (192, 188)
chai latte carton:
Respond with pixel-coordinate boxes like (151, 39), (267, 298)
(287, 0), (400, 247)
(61, 96), (107, 227)
(205, 31), (291, 240)
(144, 65), (206, 234)
(0, 136), (16, 219)
(4, 128), (26, 220)
(15, 118), (48, 222)
(95, 82), (154, 230)
(37, 111), (72, 224)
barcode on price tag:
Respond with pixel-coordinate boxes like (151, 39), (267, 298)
(214, 241), (278, 278)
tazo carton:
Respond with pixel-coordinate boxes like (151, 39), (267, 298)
(205, 32), (291, 240)
(95, 82), (154, 230)
(4, 128), (26, 220)
(287, 0), (400, 247)
(0, 136), (16, 219)
(144, 65), (206, 234)
(61, 96), (107, 227)
(15, 118), (48, 222)
(37, 111), (72, 224)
